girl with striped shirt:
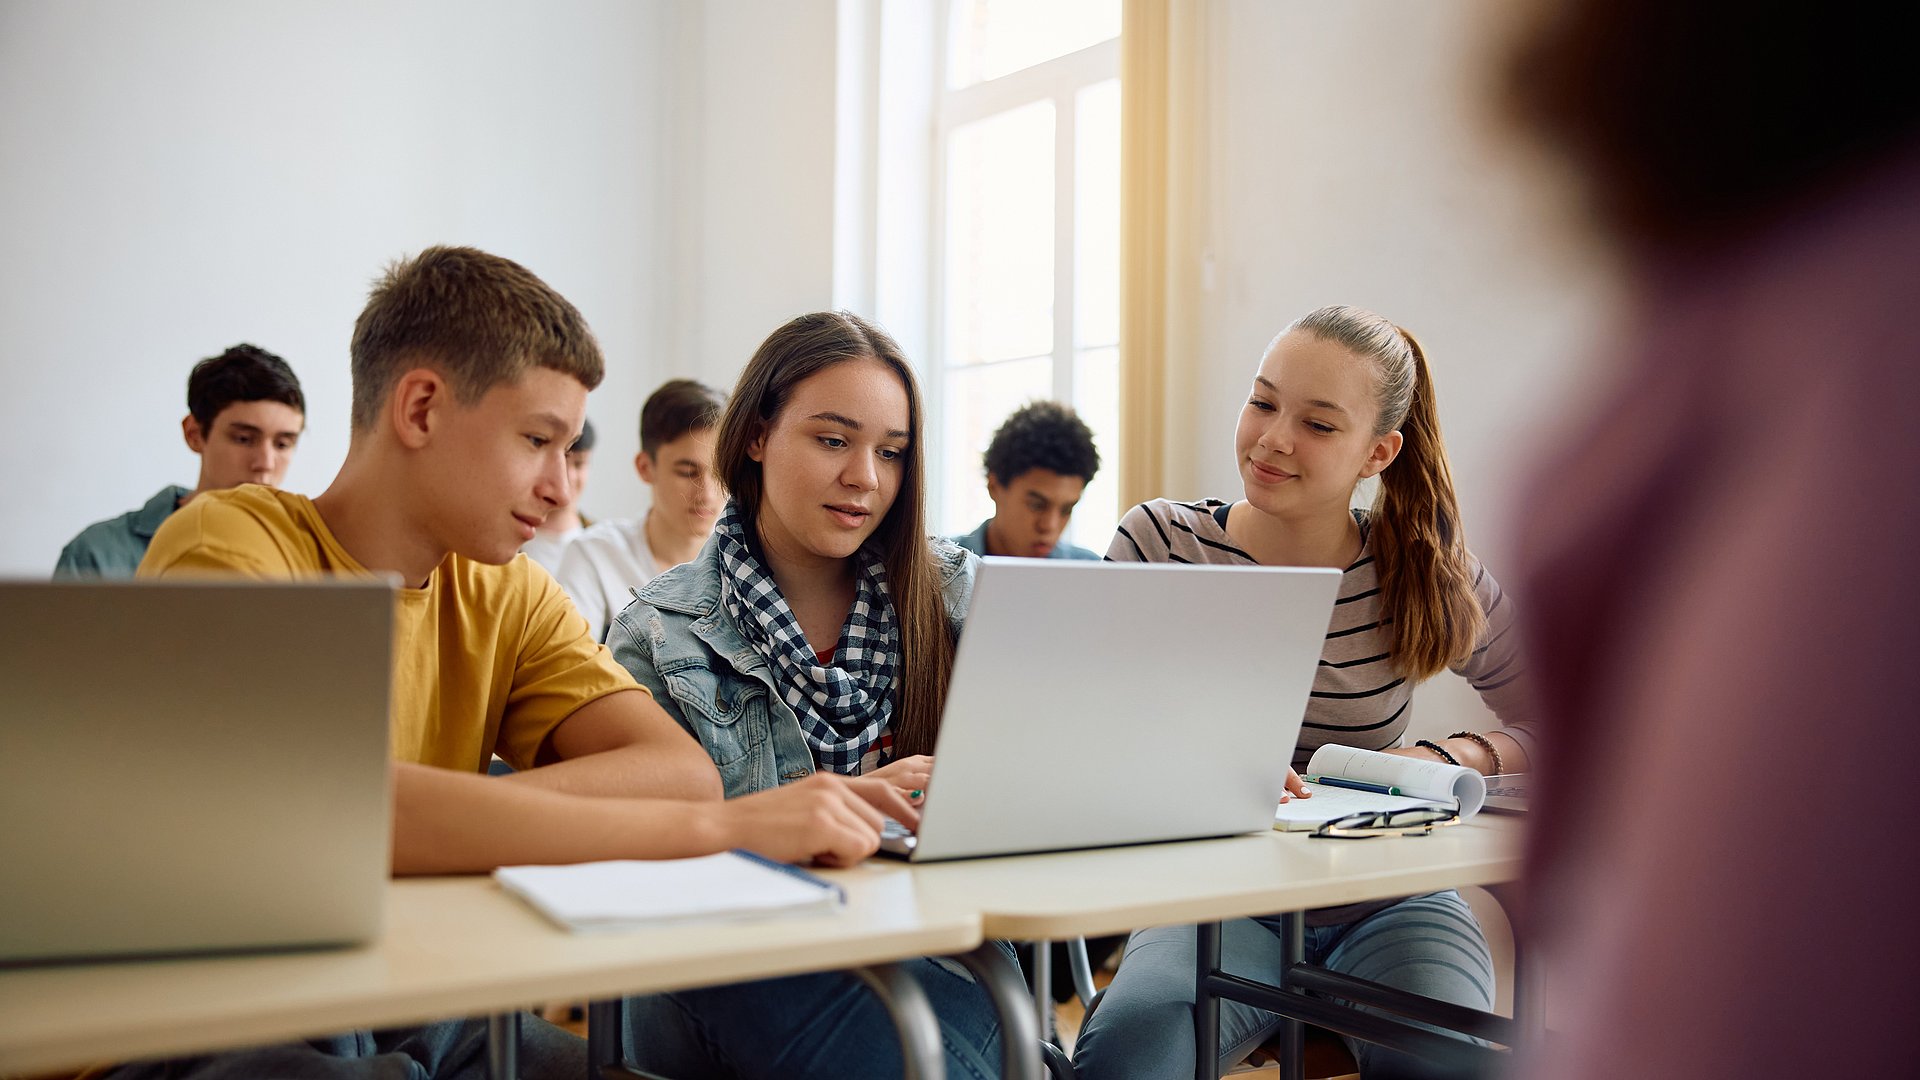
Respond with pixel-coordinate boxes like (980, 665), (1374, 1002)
(1073, 305), (1535, 1079)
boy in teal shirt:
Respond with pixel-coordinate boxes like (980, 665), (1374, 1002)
(951, 400), (1102, 559)
(55, 344), (306, 576)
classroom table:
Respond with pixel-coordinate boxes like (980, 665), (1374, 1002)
(0, 870), (993, 1080)
(2, 820), (1522, 1080)
(855, 814), (1527, 1079)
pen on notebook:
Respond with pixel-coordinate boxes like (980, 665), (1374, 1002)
(1306, 775), (1402, 796)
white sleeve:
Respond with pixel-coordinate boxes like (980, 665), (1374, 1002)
(554, 540), (610, 643)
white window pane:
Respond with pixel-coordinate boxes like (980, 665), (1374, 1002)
(948, 0), (1121, 89)
(1067, 345), (1120, 551)
(1074, 77), (1120, 350)
(944, 100), (1054, 367)
(940, 358), (1054, 536)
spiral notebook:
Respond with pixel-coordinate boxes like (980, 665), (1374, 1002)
(1273, 745), (1490, 831)
(494, 851), (845, 932)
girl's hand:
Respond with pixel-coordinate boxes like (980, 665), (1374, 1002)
(866, 754), (934, 803)
(1278, 768), (1310, 803)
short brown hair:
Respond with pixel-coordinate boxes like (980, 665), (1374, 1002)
(640, 378), (727, 455)
(348, 246), (604, 430)
(187, 344), (305, 431)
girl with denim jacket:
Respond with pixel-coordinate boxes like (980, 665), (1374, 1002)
(607, 311), (1004, 1080)
(1073, 305), (1534, 1080)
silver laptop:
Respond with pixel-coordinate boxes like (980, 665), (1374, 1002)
(885, 559), (1340, 861)
(0, 579), (395, 963)
(1482, 774), (1531, 814)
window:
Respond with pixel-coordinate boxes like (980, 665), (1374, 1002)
(933, 0), (1121, 550)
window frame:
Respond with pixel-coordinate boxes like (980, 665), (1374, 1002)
(927, 2), (1121, 545)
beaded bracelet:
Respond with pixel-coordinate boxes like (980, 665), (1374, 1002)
(1449, 730), (1505, 777)
(1414, 739), (1459, 766)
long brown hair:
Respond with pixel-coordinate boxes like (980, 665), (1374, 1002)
(1291, 305), (1483, 681)
(713, 311), (955, 758)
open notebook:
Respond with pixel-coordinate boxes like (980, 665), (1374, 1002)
(1274, 745), (1490, 832)
(494, 852), (845, 932)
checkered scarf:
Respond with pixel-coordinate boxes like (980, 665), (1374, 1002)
(714, 501), (898, 774)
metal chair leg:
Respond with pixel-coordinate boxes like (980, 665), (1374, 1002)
(955, 942), (1044, 1080)
(586, 998), (623, 1079)
(1195, 922), (1222, 1080)
(487, 1011), (520, 1080)
(1276, 912), (1305, 1080)
(854, 962), (948, 1080)
(1067, 936), (1098, 1008)
(1030, 938), (1055, 1044)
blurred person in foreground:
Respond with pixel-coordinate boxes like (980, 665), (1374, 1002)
(1502, 1), (1920, 1074)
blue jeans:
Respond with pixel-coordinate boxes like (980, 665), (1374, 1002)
(1073, 891), (1494, 1080)
(621, 944), (1014, 1080)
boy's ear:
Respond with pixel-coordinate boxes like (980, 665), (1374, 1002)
(181, 415), (206, 454)
(635, 451), (656, 484)
(390, 369), (445, 450)
(1358, 430), (1404, 480)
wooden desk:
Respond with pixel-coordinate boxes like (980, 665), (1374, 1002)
(0, 871), (983, 1078)
(885, 816), (1522, 940)
(2, 823), (1521, 1079)
(829, 816), (1524, 1076)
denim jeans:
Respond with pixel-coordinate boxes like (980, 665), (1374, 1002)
(103, 1015), (584, 1079)
(1073, 891), (1494, 1080)
(621, 944), (1015, 1080)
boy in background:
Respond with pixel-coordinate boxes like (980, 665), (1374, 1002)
(556, 378), (726, 640)
(951, 400), (1102, 560)
(55, 343), (305, 577)
(520, 416), (595, 570)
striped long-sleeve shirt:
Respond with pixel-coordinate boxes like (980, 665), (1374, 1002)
(1108, 498), (1535, 772)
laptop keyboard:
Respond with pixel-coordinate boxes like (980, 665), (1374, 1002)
(879, 817), (917, 856)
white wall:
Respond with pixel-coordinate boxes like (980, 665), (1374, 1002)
(662, 0), (839, 394)
(0, 0), (849, 575)
(0, 0), (685, 574)
(3, 0), (1611, 751)
(1162, 1), (1620, 738)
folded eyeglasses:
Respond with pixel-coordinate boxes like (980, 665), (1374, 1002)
(1310, 806), (1460, 839)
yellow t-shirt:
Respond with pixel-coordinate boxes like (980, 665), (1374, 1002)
(139, 485), (642, 772)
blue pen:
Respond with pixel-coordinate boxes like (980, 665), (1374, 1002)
(1307, 775), (1402, 796)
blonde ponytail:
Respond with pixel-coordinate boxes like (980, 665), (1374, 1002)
(1289, 307), (1483, 680)
(1369, 329), (1483, 680)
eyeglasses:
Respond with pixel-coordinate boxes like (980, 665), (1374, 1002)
(1310, 806), (1460, 839)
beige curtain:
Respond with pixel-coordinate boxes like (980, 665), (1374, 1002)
(1119, 0), (1207, 509)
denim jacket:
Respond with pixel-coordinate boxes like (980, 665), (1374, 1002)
(607, 533), (978, 798)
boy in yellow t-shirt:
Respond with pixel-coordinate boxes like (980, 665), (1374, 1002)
(120, 247), (916, 1080)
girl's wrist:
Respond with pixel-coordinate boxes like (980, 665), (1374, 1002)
(1448, 730), (1504, 776)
